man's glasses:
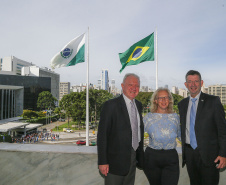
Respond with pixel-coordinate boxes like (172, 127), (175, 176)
(156, 96), (170, 101)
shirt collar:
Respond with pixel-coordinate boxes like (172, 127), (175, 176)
(122, 93), (134, 104)
(189, 91), (201, 101)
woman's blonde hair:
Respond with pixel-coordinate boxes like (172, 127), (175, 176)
(150, 87), (174, 113)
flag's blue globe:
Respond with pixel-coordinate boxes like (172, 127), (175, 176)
(62, 48), (71, 57)
(132, 48), (142, 59)
(61, 48), (73, 58)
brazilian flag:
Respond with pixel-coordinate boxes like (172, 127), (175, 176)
(119, 33), (154, 73)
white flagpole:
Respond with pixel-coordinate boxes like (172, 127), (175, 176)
(155, 28), (158, 90)
(85, 27), (90, 146)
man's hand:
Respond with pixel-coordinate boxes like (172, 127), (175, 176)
(99, 164), (109, 176)
(214, 156), (226, 169)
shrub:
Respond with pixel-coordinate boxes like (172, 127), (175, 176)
(22, 110), (38, 119)
(0, 135), (12, 143)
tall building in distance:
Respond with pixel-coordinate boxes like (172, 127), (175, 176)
(110, 79), (117, 95)
(208, 84), (226, 105)
(171, 86), (179, 94)
(140, 86), (149, 92)
(71, 83), (94, 93)
(59, 82), (71, 100)
(178, 88), (188, 98)
(110, 79), (115, 90)
(101, 69), (109, 91)
(97, 79), (101, 90)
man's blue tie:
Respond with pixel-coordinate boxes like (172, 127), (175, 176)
(190, 98), (197, 149)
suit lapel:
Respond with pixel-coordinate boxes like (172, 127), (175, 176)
(195, 92), (205, 124)
(135, 99), (143, 130)
(183, 97), (189, 123)
(119, 95), (131, 127)
(181, 97), (189, 140)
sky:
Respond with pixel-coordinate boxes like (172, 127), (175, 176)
(1, 0), (226, 90)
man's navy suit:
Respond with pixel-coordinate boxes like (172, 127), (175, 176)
(178, 92), (226, 168)
(97, 95), (144, 176)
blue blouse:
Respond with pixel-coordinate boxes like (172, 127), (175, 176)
(144, 113), (181, 150)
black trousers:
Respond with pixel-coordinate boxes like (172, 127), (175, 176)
(185, 144), (219, 185)
(105, 148), (136, 185)
(144, 147), (179, 185)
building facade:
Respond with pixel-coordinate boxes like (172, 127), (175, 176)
(178, 88), (188, 98)
(0, 56), (34, 75)
(208, 84), (226, 105)
(171, 86), (179, 94)
(0, 74), (51, 113)
(101, 69), (109, 91)
(21, 66), (60, 100)
(59, 82), (70, 100)
(0, 85), (24, 120)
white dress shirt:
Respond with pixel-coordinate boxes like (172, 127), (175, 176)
(186, 91), (201, 144)
(123, 94), (141, 143)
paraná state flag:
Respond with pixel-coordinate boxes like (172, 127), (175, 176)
(119, 33), (154, 73)
(50, 33), (85, 69)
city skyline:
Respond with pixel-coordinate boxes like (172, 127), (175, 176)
(0, 0), (226, 89)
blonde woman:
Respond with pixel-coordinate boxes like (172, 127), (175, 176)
(143, 88), (181, 185)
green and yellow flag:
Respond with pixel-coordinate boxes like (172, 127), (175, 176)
(119, 33), (154, 73)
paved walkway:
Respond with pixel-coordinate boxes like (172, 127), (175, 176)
(36, 121), (97, 145)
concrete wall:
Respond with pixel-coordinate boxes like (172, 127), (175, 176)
(0, 144), (225, 185)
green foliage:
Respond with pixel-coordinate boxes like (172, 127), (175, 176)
(173, 105), (179, 114)
(59, 89), (113, 127)
(223, 105), (226, 111)
(144, 132), (149, 139)
(52, 121), (86, 131)
(136, 92), (153, 109)
(37, 111), (46, 117)
(59, 92), (86, 128)
(37, 91), (57, 110)
(0, 135), (12, 143)
(22, 110), (38, 119)
(54, 107), (66, 119)
(172, 93), (184, 105)
(89, 89), (113, 124)
(28, 115), (58, 124)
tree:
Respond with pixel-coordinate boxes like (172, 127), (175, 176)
(54, 107), (65, 119)
(37, 91), (57, 110)
(89, 89), (113, 125)
(59, 94), (74, 127)
(59, 90), (113, 129)
(59, 92), (86, 128)
(171, 93), (184, 113)
(22, 110), (38, 119)
(172, 93), (184, 105)
(71, 92), (86, 128)
(136, 92), (153, 113)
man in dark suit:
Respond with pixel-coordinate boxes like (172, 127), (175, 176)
(97, 73), (144, 185)
(178, 70), (226, 185)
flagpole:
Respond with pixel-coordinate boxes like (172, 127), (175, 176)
(85, 27), (90, 146)
(155, 27), (158, 90)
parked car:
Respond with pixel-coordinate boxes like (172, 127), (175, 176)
(76, 140), (86, 145)
(89, 141), (96, 146)
(58, 118), (65, 122)
(66, 129), (74, 133)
